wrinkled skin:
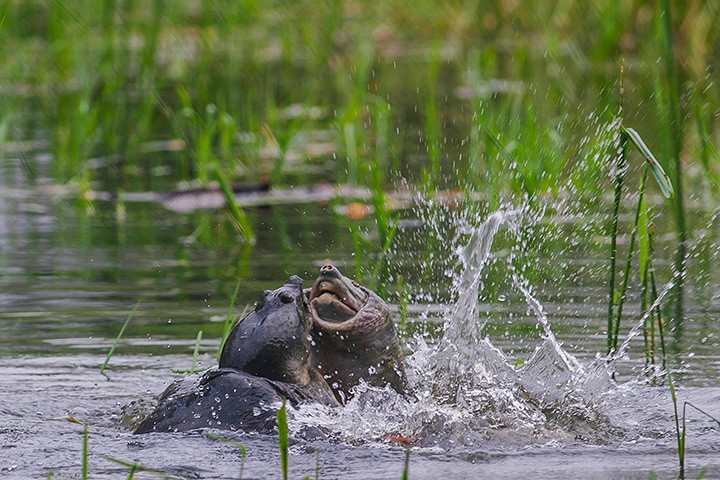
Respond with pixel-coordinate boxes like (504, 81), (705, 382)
(135, 276), (338, 433)
(306, 264), (408, 403)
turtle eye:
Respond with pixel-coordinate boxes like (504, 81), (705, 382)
(279, 291), (294, 304)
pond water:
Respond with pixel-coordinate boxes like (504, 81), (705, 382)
(1, 152), (719, 479)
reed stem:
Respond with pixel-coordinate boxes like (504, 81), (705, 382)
(658, 0), (687, 333)
(82, 423), (88, 480)
(401, 448), (411, 480)
(191, 330), (202, 372)
(606, 126), (626, 356)
(101, 302), (139, 375)
(611, 164), (651, 354)
(277, 398), (289, 480)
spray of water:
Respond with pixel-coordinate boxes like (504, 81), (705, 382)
(292, 205), (617, 448)
(411, 210), (524, 408)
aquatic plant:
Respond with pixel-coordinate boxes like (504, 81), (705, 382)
(660, 328), (720, 478)
(102, 455), (182, 480)
(605, 61), (673, 360)
(206, 433), (247, 479)
(608, 127), (672, 358)
(213, 159), (255, 243)
(401, 447), (411, 480)
(3, 1), (720, 477)
(218, 277), (248, 361)
(82, 422), (88, 480)
(100, 302), (139, 376)
(277, 398), (289, 480)
(191, 330), (202, 372)
(656, 0), (687, 334)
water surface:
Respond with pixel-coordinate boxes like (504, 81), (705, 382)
(1, 162), (719, 478)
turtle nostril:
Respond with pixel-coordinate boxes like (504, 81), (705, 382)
(279, 291), (294, 304)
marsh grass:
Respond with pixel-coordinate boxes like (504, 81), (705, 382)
(661, 325), (720, 478)
(605, 61), (673, 358)
(401, 448), (411, 480)
(3, 2), (720, 478)
(82, 422), (88, 480)
(600, 89), (717, 475)
(102, 455), (182, 480)
(606, 119), (626, 357)
(4, 1), (715, 224)
(100, 301), (139, 376)
(656, 0), (687, 336)
(206, 433), (247, 479)
(170, 330), (204, 375)
(214, 160), (255, 243)
(277, 398), (289, 480)
(218, 277), (248, 361)
(606, 127), (673, 358)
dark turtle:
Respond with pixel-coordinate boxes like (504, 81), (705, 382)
(306, 264), (408, 403)
(134, 276), (338, 433)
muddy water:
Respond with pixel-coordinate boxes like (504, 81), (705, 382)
(1, 171), (720, 478)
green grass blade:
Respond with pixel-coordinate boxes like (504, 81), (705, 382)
(277, 398), (289, 480)
(127, 464), (138, 480)
(191, 330), (202, 372)
(101, 301), (139, 375)
(612, 185), (642, 355)
(314, 451), (320, 480)
(343, 122), (359, 185)
(213, 163), (255, 243)
(82, 423), (88, 480)
(206, 432), (248, 456)
(637, 166), (650, 279)
(102, 455), (185, 479)
(206, 433), (247, 479)
(219, 276), (246, 361)
(693, 87), (720, 197)
(353, 228), (363, 280)
(369, 221), (398, 297)
(481, 124), (520, 167)
(607, 124), (626, 357)
(683, 402), (720, 427)
(401, 448), (411, 480)
(612, 170), (647, 352)
(623, 126), (673, 198)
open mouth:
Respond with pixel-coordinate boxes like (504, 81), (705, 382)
(306, 265), (368, 325)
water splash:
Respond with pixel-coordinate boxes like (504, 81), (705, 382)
(612, 274), (676, 362)
(412, 210), (521, 406)
(293, 206), (616, 448)
(514, 272), (613, 412)
(447, 210), (520, 340)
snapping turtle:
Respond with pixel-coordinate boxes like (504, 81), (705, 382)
(307, 264), (408, 403)
(134, 276), (338, 433)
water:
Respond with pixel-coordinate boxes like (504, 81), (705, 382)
(2, 167), (720, 479)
